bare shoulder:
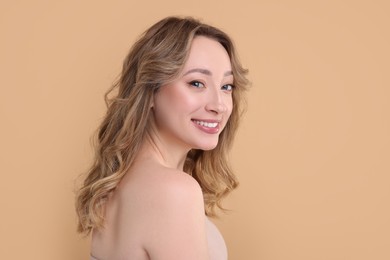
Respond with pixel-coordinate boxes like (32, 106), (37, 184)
(119, 167), (206, 223)
(151, 168), (204, 203)
(119, 166), (204, 208)
(116, 167), (209, 259)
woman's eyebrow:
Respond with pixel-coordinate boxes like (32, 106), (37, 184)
(183, 68), (233, 77)
(184, 68), (212, 76)
(224, 70), (233, 77)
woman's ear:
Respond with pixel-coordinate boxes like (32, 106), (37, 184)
(151, 86), (159, 108)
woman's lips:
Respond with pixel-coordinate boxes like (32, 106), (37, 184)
(191, 119), (220, 134)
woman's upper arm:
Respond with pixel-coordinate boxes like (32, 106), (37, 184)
(142, 172), (210, 260)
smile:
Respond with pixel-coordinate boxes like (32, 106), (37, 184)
(193, 120), (218, 128)
(191, 119), (221, 134)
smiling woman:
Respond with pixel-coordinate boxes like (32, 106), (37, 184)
(75, 16), (249, 260)
(153, 36), (234, 150)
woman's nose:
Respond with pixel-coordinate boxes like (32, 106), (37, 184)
(205, 90), (228, 114)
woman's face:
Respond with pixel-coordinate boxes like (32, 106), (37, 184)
(152, 36), (233, 151)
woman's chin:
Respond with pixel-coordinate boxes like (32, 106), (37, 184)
(195, 141), (219, 151)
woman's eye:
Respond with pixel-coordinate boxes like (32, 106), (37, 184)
(189, 81), (205, 88)
(222, 84), (234, 92)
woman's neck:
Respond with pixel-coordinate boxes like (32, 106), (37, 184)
(136, 134), (190, 170)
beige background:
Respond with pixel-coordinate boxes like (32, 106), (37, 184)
(1, 0), (389, 259)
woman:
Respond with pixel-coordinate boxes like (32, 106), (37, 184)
(76, 16), (249, 260)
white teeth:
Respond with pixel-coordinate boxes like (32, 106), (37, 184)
(194, 120), (218, 128)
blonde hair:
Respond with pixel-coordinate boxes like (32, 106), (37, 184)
(75, 16), (249, 235)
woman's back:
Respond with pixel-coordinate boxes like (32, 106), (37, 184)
(90, 158), (227, 260)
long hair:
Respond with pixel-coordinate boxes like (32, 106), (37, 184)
(75, 16), (249, 235)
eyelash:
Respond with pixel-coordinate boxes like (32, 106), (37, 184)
(188, 81), (235, 92)
(222, 84), (234, 92)
(189, 80), (205, 88)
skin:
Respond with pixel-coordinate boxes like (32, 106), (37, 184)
(91, 36), (233, 260)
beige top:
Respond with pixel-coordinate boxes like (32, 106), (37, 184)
(205, 217), (228, 260)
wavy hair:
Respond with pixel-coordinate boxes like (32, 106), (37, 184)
(75, 16), (249, 235)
